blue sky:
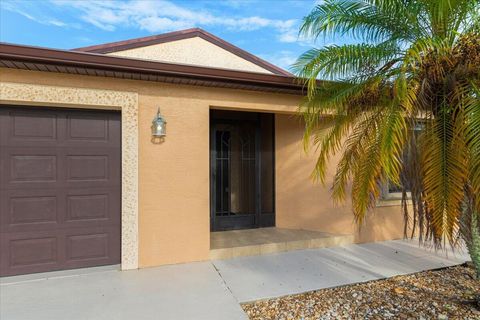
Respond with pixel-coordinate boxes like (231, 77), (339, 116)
(0, 0), (342, 71)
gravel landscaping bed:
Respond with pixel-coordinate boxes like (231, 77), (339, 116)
(242, 264), (479, 320)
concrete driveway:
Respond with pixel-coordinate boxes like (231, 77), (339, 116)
(0, 262), (247, 320)
(1, 240), (469, 320)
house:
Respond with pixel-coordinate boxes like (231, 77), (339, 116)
(0, 28), (405, 277)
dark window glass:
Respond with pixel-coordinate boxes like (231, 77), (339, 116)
(385, 123), (424, 197)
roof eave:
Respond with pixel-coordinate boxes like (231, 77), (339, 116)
(0, 43), (306, 95)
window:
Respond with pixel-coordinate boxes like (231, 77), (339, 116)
(381, 122), (424, 200)
(381, 181), (410, 200)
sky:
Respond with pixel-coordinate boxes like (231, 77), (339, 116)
(0, 0), (345, 71)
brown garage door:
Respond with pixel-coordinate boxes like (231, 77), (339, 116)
(0, 106), (121, 276)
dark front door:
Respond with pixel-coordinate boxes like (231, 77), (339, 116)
(210, 110), (275, 231)
(0, 106), (121, 276)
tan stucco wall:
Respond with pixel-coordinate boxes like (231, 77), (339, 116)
(108, 37), (273, 74)
(1, 68), (405, 269)
(0, 68), (300, 268)
(275, 114), (405, 242)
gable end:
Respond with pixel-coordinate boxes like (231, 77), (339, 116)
(72, 28), (292, 76)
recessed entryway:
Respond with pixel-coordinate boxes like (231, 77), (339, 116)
(210, 110), (275, 232)
(0, 106), (121, 276)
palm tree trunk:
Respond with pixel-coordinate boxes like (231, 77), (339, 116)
(460, 206), (480, 279)
(466, 212), (480, 278)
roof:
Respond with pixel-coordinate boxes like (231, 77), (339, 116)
(73, 28), (292, 76)
(0, 42), (305, 95)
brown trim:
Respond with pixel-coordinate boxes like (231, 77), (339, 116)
(0, 42), (306, 94)
(72, 28), (292, 76)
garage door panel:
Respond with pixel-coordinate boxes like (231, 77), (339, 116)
(9, 236), (58, 267)
(64, 226), (120, 269)
(67, 194), (108, 221)
(1, 188), (64, 233)
(11, 155), (57, 182)
(0, 106), (121, 276)
(66, 113), (109, 141)
(65, 112), (120, 147)
(1, 147), (65, 189)
(66, 155), (109, 181)
(65, 189), (120, 226)
(64, 147), (120, 187)
(0, 109), (62, 147)
(9, 110), (58, 141)
(67, 233), (108, 261)
(0, 230), (62, 276)
(9, 195), (58, 225)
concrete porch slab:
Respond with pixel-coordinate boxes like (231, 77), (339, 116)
(0, 262), (247, 320)
(210, 227), (354, 260)
(212, 239), (470, 303)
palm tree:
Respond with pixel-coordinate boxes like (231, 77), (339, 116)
(293, 0), (480, 277)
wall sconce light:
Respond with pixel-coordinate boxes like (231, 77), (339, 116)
(151, 108), (167, 138)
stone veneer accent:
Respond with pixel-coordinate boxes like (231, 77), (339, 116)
(0, 82), (139, 270)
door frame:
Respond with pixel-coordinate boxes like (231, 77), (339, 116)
(210, 110), (275, 232)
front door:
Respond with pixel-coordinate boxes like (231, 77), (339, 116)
(210, 110), (275, 231)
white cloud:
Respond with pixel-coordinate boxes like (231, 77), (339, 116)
(137, 17), (194, 33)
(278, 28), (298, 43)
(219, 0), (257, 9)
(2, 0), (69, 27)
(47, 19), (67, 27)
(2, 0), (313, 48)
(5, 0), (301, 42)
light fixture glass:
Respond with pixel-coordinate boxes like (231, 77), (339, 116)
(151, 108), (167, 137)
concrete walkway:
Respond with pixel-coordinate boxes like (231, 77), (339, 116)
(213, 239), (470, 302)
(1, 240), (470, 320)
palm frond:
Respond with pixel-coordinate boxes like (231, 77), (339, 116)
(300, 0), (423, 43)
(292, 41), (401, 85)
(296, 0), (480, 252)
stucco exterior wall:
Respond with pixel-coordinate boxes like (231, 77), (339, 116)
(0, 68), (301, 268)
(107, 37), (273, 74)
(1, 68), (405, 269)
(275, 114), (405, 242)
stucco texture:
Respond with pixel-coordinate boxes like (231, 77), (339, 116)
(1, 68), (404, 269)
(108, 37), (273, 74)
(275, 114), (405, 243)
(1, 68), (300, 268)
